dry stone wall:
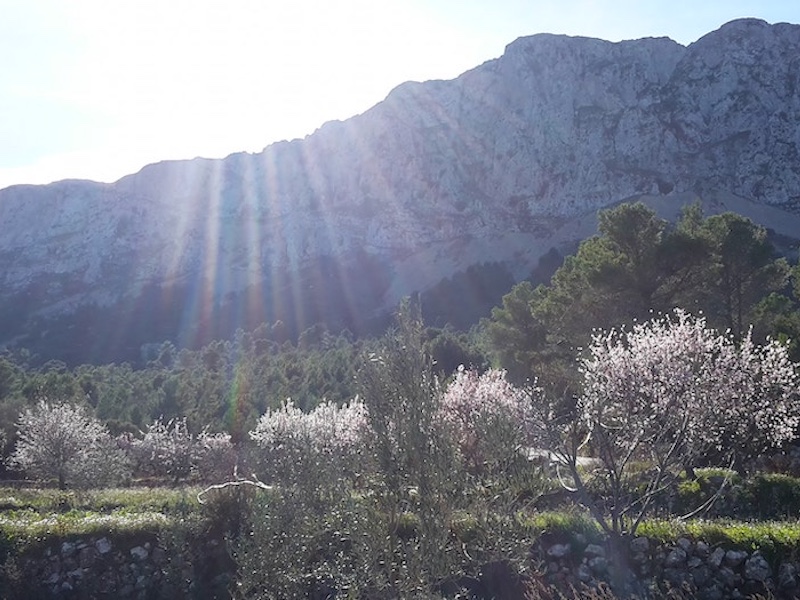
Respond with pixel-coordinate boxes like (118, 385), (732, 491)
(8, 533), (231, 600)
(10, 531), (800, 599)
(539, 535), (799, 599)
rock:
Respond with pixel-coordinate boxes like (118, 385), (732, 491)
(47, 557), (61, 576)
(577, 564), (593, 583)
(79, 546), (97, 568)
(584, 544), (606, 558)
(663, 567), (690, 587)
(779, 562), (797, 589)
(135, 575), (149, 590)
(695, 541), (711, 558)
(95, 538), (112, 554)
(677, 537), (693, 553)
(700, 584), (724, 600)
(547, 543), (571, 558)
(724, 550), (749, 569)
(664, 547), (687, 568)
(707, 547), (726, 568)
(130, 546), (149, 562)
(688, 556), (703, 569)
(717, 566), (737, 588)
(744, 552), (771, 582)
(588, 556), (609, 575)
(63, 557), (78, 571)
(60, 541), (76, 558)
(630, 537), (650, 555)
(151, 547), (167, 566)
(691, 565), (712, 587)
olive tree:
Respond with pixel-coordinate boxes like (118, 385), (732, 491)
(7, 400), (130, 489)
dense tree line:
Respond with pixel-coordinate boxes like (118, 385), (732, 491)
(0, 321), (485, 475)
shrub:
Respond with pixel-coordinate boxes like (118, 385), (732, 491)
(233, 489), (393, 599)
(736, 473), (800, 520)
(130, 417), (194, 483)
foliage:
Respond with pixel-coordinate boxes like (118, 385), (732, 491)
(737, 474), (800, 520)
(699, 211), (790, 338)
(234, 489), (535, 600)
(0, 508), (169, 541)
(353, 300), (481, 595)
(129, 417), (195, 483)
(637, 518), (800, 562)
(525, 509), (604, 544)
(584, 310), (799, 468)
(194, 429), (237, 483)
(673, 472), (800, 521)
(420, 262), (515, 330)
(6, 400), (130, 489)
(425, 326), (489, 377)
(482, 281), (554, 386)
(233, 489), (390, 599)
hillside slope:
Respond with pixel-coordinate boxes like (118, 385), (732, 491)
(1, 18), (799, 363)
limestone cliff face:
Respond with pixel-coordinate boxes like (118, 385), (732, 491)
(1, 18), (800, 359)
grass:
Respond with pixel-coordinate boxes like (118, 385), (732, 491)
(0, 508), (169, 540)
(0, 486), (203, 552)
(4, 481), (800, 589)
(638, 518), (800, 563)
(525, 509), (604, 543)
(0, 485), (202, 513)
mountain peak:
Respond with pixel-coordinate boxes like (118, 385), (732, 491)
(2, 20), (800, 364)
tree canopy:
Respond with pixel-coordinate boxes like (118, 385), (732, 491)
(483, 202), (793, 389)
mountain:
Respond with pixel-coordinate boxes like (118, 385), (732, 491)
(2, 18), (800, 364)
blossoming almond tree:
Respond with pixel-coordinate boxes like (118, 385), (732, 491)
(249, 398), (369, 491)
(130, 417), (235, 483)
(8, 400), (130, 489)
(557, 309), (800, 537)
(440, 367), (540, 476)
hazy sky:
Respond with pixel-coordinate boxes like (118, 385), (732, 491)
(2, 0), (799, 190)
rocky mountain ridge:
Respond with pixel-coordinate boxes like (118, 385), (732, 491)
(2, 18), (800, 363)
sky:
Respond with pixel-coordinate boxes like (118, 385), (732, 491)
(2, 0), (800, 191)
